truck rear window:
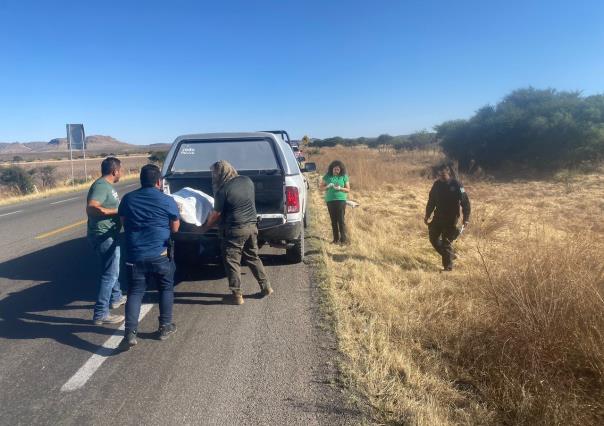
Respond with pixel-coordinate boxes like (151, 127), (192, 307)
(170, 140), (280, 172)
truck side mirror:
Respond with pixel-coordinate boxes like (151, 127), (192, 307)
(302, 162), (317, 172)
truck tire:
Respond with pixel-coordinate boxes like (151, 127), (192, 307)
(285, 229), (304, 263)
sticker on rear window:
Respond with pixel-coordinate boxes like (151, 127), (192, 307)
(180, 147), (196, 155)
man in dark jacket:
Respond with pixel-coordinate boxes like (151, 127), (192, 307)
(202, 160), (272, 305)
(424, 164), (471, 271)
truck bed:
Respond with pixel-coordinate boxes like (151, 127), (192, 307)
(165, 171), (284, 214)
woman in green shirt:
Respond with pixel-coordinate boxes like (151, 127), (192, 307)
(320, 160), (351, 244)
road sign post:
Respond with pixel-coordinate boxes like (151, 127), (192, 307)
(66, 124), (86, 185)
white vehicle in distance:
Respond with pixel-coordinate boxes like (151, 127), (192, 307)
(161, 132), (316, 264)
(261, 129), (306, 168)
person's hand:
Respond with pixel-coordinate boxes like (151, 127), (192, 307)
(334, 185), (341, 191)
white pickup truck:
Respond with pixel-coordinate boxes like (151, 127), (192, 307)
(161, 132), (316, 264)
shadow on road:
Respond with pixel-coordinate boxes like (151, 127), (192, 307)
(0, 237), (120, 353)
(0, 238), (309, 352)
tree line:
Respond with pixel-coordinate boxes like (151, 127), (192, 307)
(310, 131), (438, 150)
(310, 87), (604, 171)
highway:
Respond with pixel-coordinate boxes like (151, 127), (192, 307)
(0, 181), (360, 425)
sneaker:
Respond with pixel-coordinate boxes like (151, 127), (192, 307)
(111, 295), (127, 309)
(118, 330), (137, 351)
(93, 314), (125, 325)
(158, 323), (177, 341)
(223, 292), (244, 305)
(261, 286), (274, 297)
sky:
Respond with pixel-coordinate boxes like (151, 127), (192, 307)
(0, 0), (603, 144)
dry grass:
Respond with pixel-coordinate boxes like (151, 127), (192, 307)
(308, 147), (604, 425)
(0, 172), (140, 206)
(13, 155), (150, 183)
(0, 156), (152, 205)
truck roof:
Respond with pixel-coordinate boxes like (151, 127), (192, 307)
(172, 132), (279, 144)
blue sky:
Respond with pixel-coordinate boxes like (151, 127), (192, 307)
(0, 0), (603, 144)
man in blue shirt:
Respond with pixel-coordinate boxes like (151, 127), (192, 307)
(118, 164), (180, 350)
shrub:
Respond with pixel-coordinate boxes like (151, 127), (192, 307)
(0, 166), (35, 194)
(39, 165), (57, 188)
(436, 87), (604, 171)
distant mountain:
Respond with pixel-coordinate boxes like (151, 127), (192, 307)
(148, 143), (172, 150)
(0, 143), (33, 154)
(0, 135), (136, 154)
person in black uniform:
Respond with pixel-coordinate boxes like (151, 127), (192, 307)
(424, 164), (471, 271)
(201, 160), (272, 305)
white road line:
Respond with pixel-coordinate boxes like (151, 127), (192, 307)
(60, 303), (154, 392)
(0, 210), (22, 217)
(50, 196), (80, 205)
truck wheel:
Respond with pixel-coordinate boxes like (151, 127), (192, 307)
(285, 230), (304, 263)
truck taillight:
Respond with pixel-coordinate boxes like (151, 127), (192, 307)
(285, 186), (300, 213)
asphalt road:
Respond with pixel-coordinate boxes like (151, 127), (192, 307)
(0, 182), (360, 425)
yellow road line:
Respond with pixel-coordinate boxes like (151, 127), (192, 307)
(35, 219), (87, 239)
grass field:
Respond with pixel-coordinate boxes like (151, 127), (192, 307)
(308, 147), (604, 425)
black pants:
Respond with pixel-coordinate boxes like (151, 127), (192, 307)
(428, 219), (458, 269)
(125, 255), (174, 332)
(221, 224), (270, 294)
(327, 200), (347, 243)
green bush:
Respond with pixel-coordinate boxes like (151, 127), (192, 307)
(0, 166), (35, 194)
(436, 88), (604, 171)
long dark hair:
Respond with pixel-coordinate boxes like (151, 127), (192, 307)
(327, 160), (347, 176)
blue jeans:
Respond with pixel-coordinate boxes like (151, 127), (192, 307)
(124, 255), (174, 332)
(88, 235), (123, 321)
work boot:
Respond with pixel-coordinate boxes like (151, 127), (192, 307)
(93, 314), (124, 325)
(118, 330), (137, 351)
(260, 285), (274, 297)
(111, 295), (127, 309)
(223, 291), (244, 305)
(158, 323), (177, 341)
